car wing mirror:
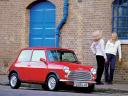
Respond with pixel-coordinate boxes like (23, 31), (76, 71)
(40, 58), (46, 64)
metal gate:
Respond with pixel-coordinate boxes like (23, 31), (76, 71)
(29, 1), (57, 47)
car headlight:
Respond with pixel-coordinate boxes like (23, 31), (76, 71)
(91, 68), (96, 74)
(63, 66), (70, 73)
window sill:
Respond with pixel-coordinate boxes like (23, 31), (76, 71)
(120, 40), (128, 44)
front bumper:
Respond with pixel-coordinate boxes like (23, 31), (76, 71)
(59, 79), (96, 87)
(60, 79), (96, 84)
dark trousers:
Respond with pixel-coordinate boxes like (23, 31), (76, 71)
(96, 55), (105, 83)
(105, 53), (116, 83)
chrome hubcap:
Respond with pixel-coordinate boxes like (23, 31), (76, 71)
(10, 75), (17, 87)
(48, 77), (56, 90)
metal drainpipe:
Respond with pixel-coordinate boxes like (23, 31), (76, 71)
(56, 0), (69, 47)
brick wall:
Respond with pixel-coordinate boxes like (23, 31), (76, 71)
(114, 45), (128, 83)
(0, 0), (63, 74)
(0, 0), (128, 82)
(0, 0), (26, 74)
(61, 0), (112, 65)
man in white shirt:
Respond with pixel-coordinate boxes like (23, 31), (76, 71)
(90, 30), (107, 85)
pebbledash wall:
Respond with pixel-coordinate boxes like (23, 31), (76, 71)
(0, 0), (128, 83)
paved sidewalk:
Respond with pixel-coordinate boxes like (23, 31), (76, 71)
(0, 75), (8, 86)
(0, 74), (128, 93)
(96, 84), (128, 93)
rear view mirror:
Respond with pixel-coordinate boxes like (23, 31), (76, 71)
(40, 58), (46, 63)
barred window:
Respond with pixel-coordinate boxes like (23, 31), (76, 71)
(112, 0), (128, 39)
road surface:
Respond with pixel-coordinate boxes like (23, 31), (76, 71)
(0, 85), (128, 96)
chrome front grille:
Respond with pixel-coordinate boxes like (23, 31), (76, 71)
(68, 71), (92, 81)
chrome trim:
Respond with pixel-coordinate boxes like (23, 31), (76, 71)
(59, 79), (96, 83)
(68, 71), (92, 81)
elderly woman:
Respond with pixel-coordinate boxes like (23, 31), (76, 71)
(90, 30), (107, 85)
(105, 33), (122, 84)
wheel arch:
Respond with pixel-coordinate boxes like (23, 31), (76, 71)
(8, 70), (19, 80)
(45, 71), (60, 82)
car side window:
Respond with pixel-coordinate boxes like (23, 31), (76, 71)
(18, 50), (32, 62)
(62, 53), (76, 62)
(31, 50), (46, 62)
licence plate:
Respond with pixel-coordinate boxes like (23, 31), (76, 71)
(74, 82), (88, 87)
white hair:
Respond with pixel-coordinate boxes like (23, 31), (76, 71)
(111, 32), (118, 40)
(112, 32), (117, 36)
(92, 30), (103, 40)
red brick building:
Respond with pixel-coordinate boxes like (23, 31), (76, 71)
(0, 0), (128, 83)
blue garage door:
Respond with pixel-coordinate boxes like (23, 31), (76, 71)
(29, 1), (58, 47)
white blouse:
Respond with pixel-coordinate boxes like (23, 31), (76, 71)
(105, 40), (122, 59)
(90, 39), (106, 59)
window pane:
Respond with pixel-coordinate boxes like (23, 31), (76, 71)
(18, 50), (32, 62)
(113, 18), (118, 28)
(118, 17), (123, 27)
(47, 50), (78, 62)
(118, 17), (128, 27)
(47, 50), (60, 62)
(124, 7), (128, 16)
(62, 53), (76, 62)
(123, 18), (128, 27)
(117, 28), (128, 39)
(113, 6), (118, 16)
(31, 50), (46, 62)
(118, 7), (123, 16)
(113, 28), (117, 32)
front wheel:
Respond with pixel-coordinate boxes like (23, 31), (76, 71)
(9, 73), (21, 89)
(86, 84), (95, 92)
(45, 74), (60, 91)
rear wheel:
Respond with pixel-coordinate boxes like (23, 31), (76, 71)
(44, 74), (60, 91)
(9, 73), (21, 89)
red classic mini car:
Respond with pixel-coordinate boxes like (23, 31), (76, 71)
(8, 47), (96, 91)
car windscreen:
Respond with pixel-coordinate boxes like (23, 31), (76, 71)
(47, 50), (78, 63)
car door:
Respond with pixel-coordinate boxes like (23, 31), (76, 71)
(28, 50), (48, 83)
(15, 50), (33, 81)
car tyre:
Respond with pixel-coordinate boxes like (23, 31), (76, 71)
(87, 84), (95, 92)
(45, 74), (59, 91)
(9, 73), (21, 89)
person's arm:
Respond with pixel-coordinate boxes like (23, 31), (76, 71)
(90, 42), (96, 55)
(105, 40), (109, 52)
(118, 41), (122, 60)
(101, 39), (107, 60)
